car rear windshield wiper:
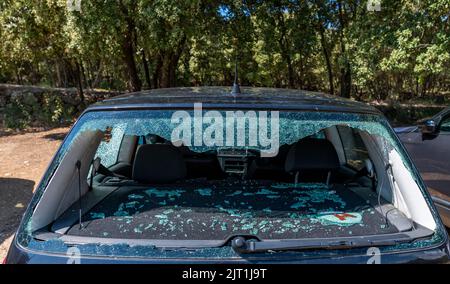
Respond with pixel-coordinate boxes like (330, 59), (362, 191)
(230, 227), (434, 253)
(231, 237), (396, 253)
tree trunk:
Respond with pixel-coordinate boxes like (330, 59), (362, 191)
(141, 49), (151, 89)
(80, 60), (89, 89)
(159, 54), (171, 88)
(16, 67), (22, 85)
(159, 35), (187, 88)
(318, 24), (334, 95)
(276, 13), (295, 88)
(92, 61), (103, 88)
(62, 61), (68, 88)
(75, 60), (84, 105)
(337, 1), (351, 98)
(55, 61), (62, 87)
(121, 34), (141, 92)
(119, 0), (141, 92)
(340, 62), (351, 98)
(152, 54), (163, 89)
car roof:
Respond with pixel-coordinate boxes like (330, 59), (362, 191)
(86, 87), (381, 115)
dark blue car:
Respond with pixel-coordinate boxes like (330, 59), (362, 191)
(6, 88), (449, 263)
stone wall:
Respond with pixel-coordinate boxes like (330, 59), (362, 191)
(0, 84), (121, 129)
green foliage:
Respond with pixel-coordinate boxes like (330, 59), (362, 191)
(0, 0), (449, 100)
(4, 92), (74, 129)
(4, 93), (38, 129)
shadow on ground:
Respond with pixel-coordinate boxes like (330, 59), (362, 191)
(43, 132), (67, 141)
(0, 126), (71, 138)
(0, 178), (34, 244)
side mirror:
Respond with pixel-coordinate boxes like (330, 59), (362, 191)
(421, 119), (437, 135)
(421, 119), (438, 140)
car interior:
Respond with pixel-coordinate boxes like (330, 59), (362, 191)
(34, 124), (424, 243)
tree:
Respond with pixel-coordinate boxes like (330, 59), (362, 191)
(0, 0), (448, 101)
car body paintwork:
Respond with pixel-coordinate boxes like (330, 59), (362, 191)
(5, 240), (450, 264)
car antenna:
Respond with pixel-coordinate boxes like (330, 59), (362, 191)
(231, 57), (241, 96)
(76, 160), (83, 230)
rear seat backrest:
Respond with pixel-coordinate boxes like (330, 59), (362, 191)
(132, 144), (187, 184)
(285, 138), (340, 184)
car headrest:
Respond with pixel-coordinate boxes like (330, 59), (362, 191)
(285, 138), (340, 173)
(132, 144), (186, 184)
(145, 133), (168, 144)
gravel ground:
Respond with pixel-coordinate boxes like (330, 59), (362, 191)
(0, 127), (69, 261)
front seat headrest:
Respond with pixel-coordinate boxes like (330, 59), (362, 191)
(145, 133), (168, 144)
(285, 138), (340, 173)
(132, 144), (186, 184)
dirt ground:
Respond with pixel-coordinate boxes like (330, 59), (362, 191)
(0, 127), (69, 261)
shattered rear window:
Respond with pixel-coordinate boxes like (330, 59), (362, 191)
(17, 109), (444, 260)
